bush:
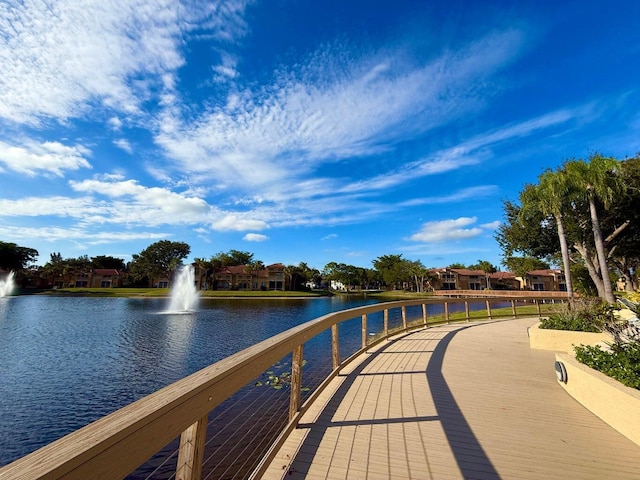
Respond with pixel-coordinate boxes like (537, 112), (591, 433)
(574, 343), (640, 390)
(539, 299), (616, 332)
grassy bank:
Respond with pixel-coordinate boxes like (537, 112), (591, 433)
(22, 287), (329, 298)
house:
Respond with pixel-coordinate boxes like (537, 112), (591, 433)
(212, 263), (287, 291)
(90, 269), (123, 288)
(488, 272), (521, 290)
(430, 268), (489, 291)
(266, 263), (286, 290)
(517, 269), (567, 292)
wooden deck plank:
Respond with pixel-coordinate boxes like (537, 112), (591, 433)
(261, 318), (640, 479)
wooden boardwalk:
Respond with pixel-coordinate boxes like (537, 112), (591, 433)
(262, 318), (640, 479)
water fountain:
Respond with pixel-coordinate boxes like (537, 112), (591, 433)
(0, 271), (15, 297)
(165, 265), (199, 313)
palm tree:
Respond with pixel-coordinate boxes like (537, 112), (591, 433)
(519, 182), (574, 298)
(244, 260), (265, 290)
(536, 170), (574, 299)
(564, 154), (623, 304)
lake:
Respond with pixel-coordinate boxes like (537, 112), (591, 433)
(0, 294), (490, 475)
(0, 295), (396, 468)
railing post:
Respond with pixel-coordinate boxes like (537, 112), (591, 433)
(361, 314), (368, 349)
(331, 324), (339, 370)
(422, 303), (427, 327)
(444, 302), (450, 323)
(401, 306), (407, 330)
(289, 345), (304, 421)
(486, 300), (492, 319)
(176, 414), (208, 480)
(384, 309), (389, 337)
(511, 299), (517, 318)
(464, 301), (470, 322)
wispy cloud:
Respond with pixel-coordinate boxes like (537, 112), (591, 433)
(0, 225), (168, 243)
(399, 186), (498, 207)
(211, 215), (269, 232)
(0, 0), (253, 125)
(155, 29), (525, 193)
(113, 139), (133, 154)
(408, 217), (485, 243)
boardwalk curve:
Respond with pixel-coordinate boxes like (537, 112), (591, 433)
(262, 318), (640, 479)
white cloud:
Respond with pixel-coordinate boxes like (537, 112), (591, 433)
(0, 0), (253, 125)
(408, 217), (483, 243)
(211, 215), (269, 231)
(0, 140), (91, 176)
(0, 196), (106, 218)
(0, 225), (168, 243)
(481, 220), (501, 229)
(212, 52), (240, 82)
(108, 116), (123, 130)
(155, 29), (525, 192)
(243, 233), (268, 242)
(113, 139), (133, 154)
(69, 177), (211, 224)
(322, 234), (338, 240)
(399, 186), (498, 207)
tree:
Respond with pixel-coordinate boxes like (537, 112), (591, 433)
(0, 241), (39, 271)
(91, 255), (126, 270)
(502, 256), (550, 277)
(244, 260), (265, 290)
(194, 257), (214, 290)
(496, 198), (560, 262)
(129, 240), (191, 286)
(447, 262), (466, 269)
(606, 157), (640, 291)
(497, 154), (637, 302)
(285, 262), (318, 290)
(467, 260), (498, 274)
(522, 171), (574, 299)
(564, 154), (624, 303)
(372, 254), (413, 289)
(211, 250), (254, 267)
(406, 259), (431, 293)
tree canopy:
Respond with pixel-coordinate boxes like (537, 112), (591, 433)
(496, 153), (640, 300)
(128, 240), (191, 286)
(0, 241), (39, 271)
(210, 250), (254, 267)
(466, 260), (498, 273)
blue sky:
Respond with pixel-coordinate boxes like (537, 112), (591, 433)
(1, 0), (639, 271)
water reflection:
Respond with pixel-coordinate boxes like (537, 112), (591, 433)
(0, 295), (379, 467)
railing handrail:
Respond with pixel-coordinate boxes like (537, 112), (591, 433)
(0, 295), (561, 480)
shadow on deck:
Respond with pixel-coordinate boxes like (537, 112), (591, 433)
(262, 318), (640, 480)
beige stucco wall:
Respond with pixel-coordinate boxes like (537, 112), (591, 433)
(555, 352), (640, 447)
(528, 322), (610, 353)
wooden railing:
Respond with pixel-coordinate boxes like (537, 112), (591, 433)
(433, 289), (571, 298)
(0, 295), (563, 480)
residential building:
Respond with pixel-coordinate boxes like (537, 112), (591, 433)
(90, 269), (123, 288)
(517, 269), (567, 292)
(211, 263), (287, 291)
(488, 272), (521, 290)
(430, 268), (489, 291)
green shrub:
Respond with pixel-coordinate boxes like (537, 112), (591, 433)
(574, 343), (640, 390)
(539, 299), (615, 332)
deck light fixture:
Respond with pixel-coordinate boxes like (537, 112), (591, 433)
(554, 360), (568, 383)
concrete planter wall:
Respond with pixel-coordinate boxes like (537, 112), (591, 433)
(555, 352), (640, 447)
(528, 322), (610, 353)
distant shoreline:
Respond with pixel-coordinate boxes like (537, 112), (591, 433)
(12, 288), (425, 300)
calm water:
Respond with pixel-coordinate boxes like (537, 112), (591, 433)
(0, 295), (388, 467)
(0, 294), (494, 470)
